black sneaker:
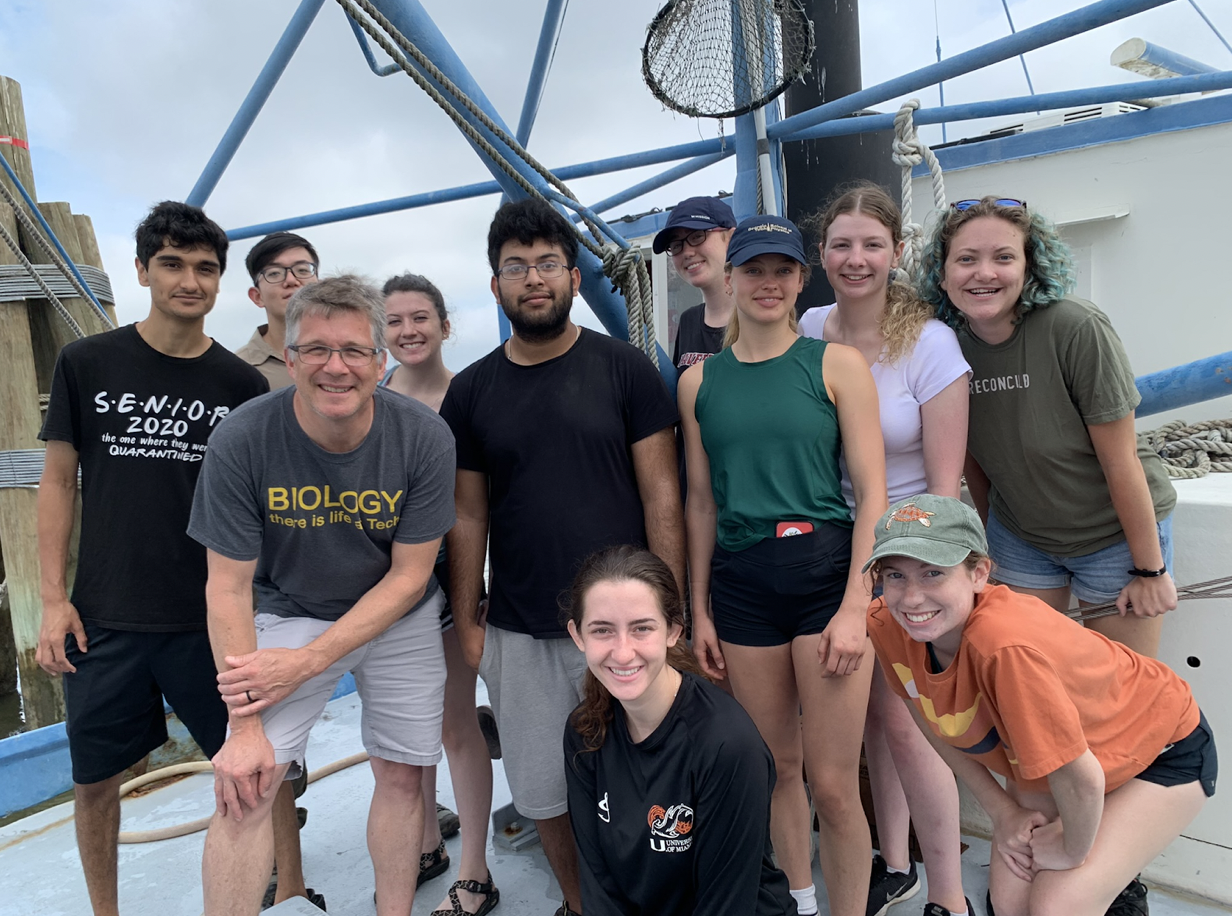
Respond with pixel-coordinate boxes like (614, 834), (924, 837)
(923, 899), (971, 916)
(477, 704), (502, 760)
(867, 854), (921, 916)
(1107, 877), (1149, 916)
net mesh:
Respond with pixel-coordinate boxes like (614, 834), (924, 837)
(643, 0), (814, 119)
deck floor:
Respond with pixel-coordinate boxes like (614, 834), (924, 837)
(0, 690), (1227, 916)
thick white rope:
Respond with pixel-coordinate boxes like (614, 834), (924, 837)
(892, 100), (946, 281)
(1139, 419), (1232, 479)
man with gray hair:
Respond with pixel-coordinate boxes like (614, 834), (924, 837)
(189, 275), (458, 916)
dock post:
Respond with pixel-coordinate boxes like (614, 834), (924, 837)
(0, 75), (68, 729)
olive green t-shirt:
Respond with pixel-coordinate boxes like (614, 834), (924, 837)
(961, 297), (1175, 558)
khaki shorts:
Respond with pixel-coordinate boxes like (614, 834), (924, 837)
(479, 625), (586, 819)
(254, 594), (447, 778)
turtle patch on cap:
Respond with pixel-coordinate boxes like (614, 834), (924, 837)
(887, 502), (935, 528)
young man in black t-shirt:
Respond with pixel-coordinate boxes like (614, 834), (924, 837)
(36, 201), (267, 916)
(441, 198), (686, 916)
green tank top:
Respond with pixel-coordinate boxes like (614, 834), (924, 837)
(695, 336), (851, 551)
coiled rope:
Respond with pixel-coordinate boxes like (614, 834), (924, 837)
(1139, 419), (1232, 479)
(892, 99), (946, 281)
(334, 0), (658, 365)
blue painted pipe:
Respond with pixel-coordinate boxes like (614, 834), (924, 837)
(1117, 39), (1218, 76)
(1136, 352), (1232, 417)
(784, 70), (1232, 143)
(186, 0), (326, 207)
(515, 0), (570, 146)
(226, 178), (501, 240)
(345, 8), (401, 76)
(574, 151), (729, 220)
(769, 0), (1175, 141)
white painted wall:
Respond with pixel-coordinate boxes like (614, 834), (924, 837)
(912, 116), (1232, 430)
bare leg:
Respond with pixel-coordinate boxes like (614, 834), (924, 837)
(421, 764), (443, 851)
(74, 773), (125, 916)
(368, 757), (426, 916)
(536, 812), (582, 914)
(202, 762), (288, 916)
(794, 636), (874, 916)
(990, 777), (1207, 916)
(868, 669), (966, 910)
(271, 779), (308, 903)
(863, 692), (911, 869)
(1082, 605), (1163, 658)
(722, 641), (811, 889)
(430, 627), (496, 912)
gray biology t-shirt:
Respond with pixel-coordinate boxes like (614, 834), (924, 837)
(189, 386), (456, 620)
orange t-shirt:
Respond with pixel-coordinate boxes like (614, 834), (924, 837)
(867, 584), (1199, 794)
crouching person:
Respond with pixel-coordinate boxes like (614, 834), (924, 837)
(564, 547), (797, 916)
(188, 276), (457, 916)
(864, 495), (1215, 916)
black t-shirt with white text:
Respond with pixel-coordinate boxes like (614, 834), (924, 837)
(440, 329), (677, 638)
(39, 324), (268, 631)
(672, 303), (726, 378)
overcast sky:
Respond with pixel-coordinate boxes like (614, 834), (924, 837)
(0, 0), (1227, 371)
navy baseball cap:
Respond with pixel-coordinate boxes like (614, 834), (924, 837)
(651, 196), (737, 254)
(726, 215), (808, 267)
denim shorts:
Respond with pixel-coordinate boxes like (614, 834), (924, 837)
(986, 512), (1173, 604)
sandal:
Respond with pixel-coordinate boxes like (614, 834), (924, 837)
(430, 873), (500, 916)
(419, 840), (451, 886)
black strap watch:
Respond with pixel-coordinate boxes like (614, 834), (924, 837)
(1126, 566), (1168, 578)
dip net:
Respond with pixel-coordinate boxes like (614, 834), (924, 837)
(642, 0), (815, 119)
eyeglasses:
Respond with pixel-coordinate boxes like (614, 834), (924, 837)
(287, 344), (381, 367)
(666, 228), (719, 255)
(951, 198), (1027, 212)
(258, 261), (318, 284)
(495, 261), (568, 281)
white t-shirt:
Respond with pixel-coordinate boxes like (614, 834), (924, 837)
(798, 304), (971, 509)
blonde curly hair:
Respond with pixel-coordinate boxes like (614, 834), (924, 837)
(803, 182), (933, 365)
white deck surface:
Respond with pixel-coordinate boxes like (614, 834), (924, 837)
(0, 688), (1227, 916)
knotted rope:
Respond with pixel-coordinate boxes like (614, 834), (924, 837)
(892, 100), (946, 281)
(335, 0), (657, 365)
(1139, 419), (1232, 479)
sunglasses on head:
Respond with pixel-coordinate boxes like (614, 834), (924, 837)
(951, 198), (1027, 211)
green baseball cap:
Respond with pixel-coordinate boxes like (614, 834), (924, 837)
(863, 494), (988, 572)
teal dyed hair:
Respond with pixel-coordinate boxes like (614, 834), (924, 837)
(916, 197), (1076, 331)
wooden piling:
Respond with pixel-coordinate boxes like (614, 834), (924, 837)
(0, 196), (64, 728)
(71, 213), (115, 323)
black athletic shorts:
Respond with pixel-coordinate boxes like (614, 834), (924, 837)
(709, 522), (852, 647)
(1136, 709), (1217, 798)
(64, 623), (226, 785)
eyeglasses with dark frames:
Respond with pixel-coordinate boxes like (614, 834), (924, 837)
(258, 261), (319, 285)
(666, 228), (720, 256)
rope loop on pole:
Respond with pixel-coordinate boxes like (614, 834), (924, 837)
(602, 243), (659, 367)
(891, 99), (946, 281)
